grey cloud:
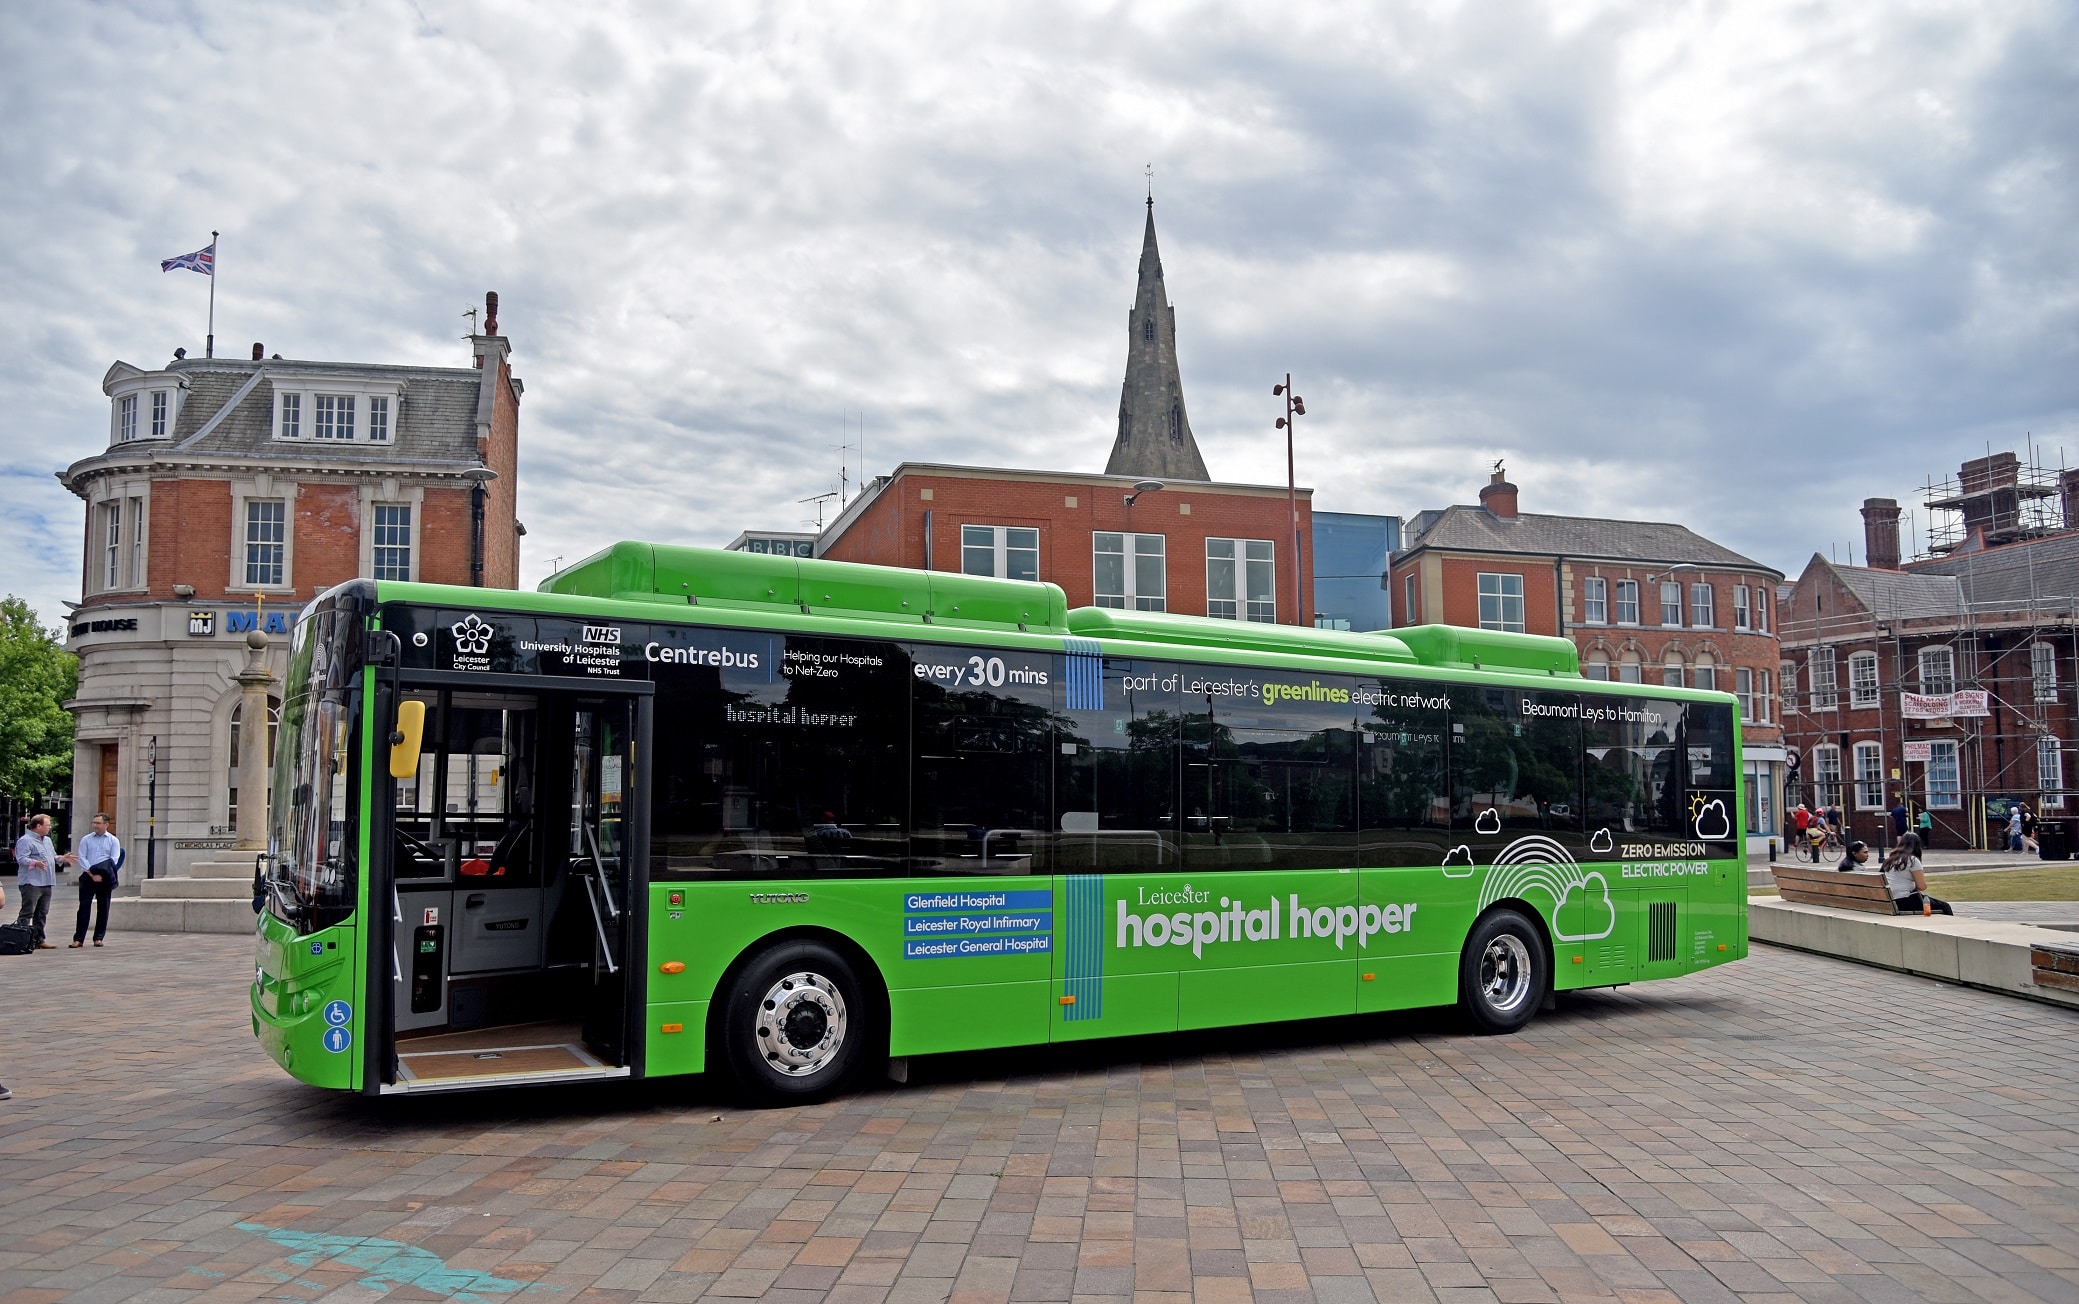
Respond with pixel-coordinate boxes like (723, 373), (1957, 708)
(1, 1), (2074, 625)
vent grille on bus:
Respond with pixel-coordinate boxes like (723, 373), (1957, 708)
(1648, 901), (1679, 963)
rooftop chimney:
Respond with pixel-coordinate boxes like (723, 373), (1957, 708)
(251, 342), (264, 361)
(1479, 466), (1519, 519)
(1861, 497), (1902, 569)
(484, 291), (499, 336)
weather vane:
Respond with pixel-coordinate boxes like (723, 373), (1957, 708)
(1145, 163), (1153, 206)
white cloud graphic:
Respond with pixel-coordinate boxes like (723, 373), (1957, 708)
(1553, 871), (1617, 942)
(1693, 799), (1732, 841)
(1441, 844), (1475, 878)
(1589, 827), (1614, 854)
(1473, 808), (1502, 835)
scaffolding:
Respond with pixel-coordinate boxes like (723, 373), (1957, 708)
(1918, 449), (2070, 558)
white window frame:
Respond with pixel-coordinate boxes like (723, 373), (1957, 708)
(1757, 668), (1773, 723)
(1810, 648), (1838, 710)
(1690, 582), (1715, 629)
(1733, 585), (1750, 630)
(1757, 588), (1770, 633)
(356, 482), (425, 582)
(1206, 537), (1275, 622)
(273, 375), (404, 443)
(101, 500), (122, 592)
(1662, 656), (1684, 688)
(2041, 736), (2065, 809)
(2033, 641), (2058, 703)
(117, 394), (137, 442)
(1659, 582), (1683, 627)
(1693, 658), (1716, 692)
(1476, 572), (1525, 633)
(314, 393), (356, 440)
(1402, 574), (1417, 627)
(1581, 576), (1607, 625)
(1094, 532), (1165, 611)
(1584, 656), (1609, 681)
(1853, 742), (1884, 810)
(1920, 645), (1956, 695)
(1848, 652), (1879, 708)
(228, 477), (297, 594)
(370, 503), (414, 582)
(962, 524), (1040, 582)
(1618, 657), (1642, 684)
(243, 499), (287, 588)
(149, 390), (169, 439)
(128, 494), (145, 588)
(1614, 580), (1639, 625)
(1811, 744), (1843, 809)
(1735, 667), (1752, 721)
(1925, 740), (1961, 809)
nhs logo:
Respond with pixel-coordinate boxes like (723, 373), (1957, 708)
(581, 625), (622, 646)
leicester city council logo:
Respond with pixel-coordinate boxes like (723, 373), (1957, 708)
(451, 614), (493, 655)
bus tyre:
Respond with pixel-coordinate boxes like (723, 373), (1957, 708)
(721, 941), (867, 1105)
(1458, 908), (1547, 1035)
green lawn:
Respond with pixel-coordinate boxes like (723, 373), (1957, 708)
(1926, 864), (2079, 901)
(1752, 863), (2079, 900)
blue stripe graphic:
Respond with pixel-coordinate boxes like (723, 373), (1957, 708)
(1064, 638), (1104, 711)
(1064, 874), (1104, 1020)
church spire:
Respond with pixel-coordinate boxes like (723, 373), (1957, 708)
(1105, 195), (1210, 481)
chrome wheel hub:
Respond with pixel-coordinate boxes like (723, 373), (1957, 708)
(756, 971), (848, 1076)
(1479, 934), (1533, 1014)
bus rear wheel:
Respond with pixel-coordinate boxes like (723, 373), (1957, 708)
(1458, 908), (1547, 1035)
(720, 940), (867, 1105)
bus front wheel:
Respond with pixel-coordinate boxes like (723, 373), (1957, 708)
(1458, 908), (1547, 1035)
(720, 940), (868, 1105)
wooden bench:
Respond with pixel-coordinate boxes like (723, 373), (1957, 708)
(2030, 944), (2079, 994)
(1770, 864), (1904, 914)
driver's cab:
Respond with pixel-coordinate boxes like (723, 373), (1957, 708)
(376, 683), (647, 1092)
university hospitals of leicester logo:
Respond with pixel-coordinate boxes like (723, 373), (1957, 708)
(451, 615), (493, 655)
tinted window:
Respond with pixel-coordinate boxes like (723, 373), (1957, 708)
(1053, 659), (1179, 869)
(1180, 666), (1357, 870)
(1357, 679), (1453, 866)
(1580, 695), (1688, 841)
(909, 644), (1055, 875)
(650, 632), (910, 879)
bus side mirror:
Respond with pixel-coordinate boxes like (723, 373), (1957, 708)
(389, 699), (426, 779)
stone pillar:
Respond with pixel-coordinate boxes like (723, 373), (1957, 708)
(233, 631), (276, 852)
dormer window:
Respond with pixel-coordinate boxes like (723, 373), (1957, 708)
(117, 395), (137, 442)
(315, 394), (355, 439)
(150, 391), (169, 438)
(274, 378), (401, 442)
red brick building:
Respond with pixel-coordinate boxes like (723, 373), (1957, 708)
(1390, 467), (1786, 849)
(57, 294), (524, 875)
(1779, 452), (2079, 850)
(817, 463), (1315, 623)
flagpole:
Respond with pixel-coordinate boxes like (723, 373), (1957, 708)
(206, 230), (219, 358)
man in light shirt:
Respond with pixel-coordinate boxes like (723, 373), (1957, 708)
(71, 812), (123, 948)
(12, 813), (77, 950)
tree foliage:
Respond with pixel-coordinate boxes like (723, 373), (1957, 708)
(0, 597), (78, 801)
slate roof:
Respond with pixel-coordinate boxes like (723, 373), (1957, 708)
(160, 358), (484, 464)
(1913, 531), (2079, 614)
(1823, 560), (1966, 620)
(1398, 505), (1776, 573)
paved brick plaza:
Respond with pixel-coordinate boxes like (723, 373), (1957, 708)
(3, 936), (2076, 1303)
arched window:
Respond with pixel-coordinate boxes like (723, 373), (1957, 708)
(1169, 404), (1182, 441)
(1585, 651), (1611, 681)
(228, 697), (281, 828)
(1693, 653), (1717, 692)
(1662, 653), (1685, 688)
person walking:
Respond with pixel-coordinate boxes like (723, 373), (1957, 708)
(12, 814), (75, 950)
(2019, 803), (2039, 854)
(2006, 804), (2025, 853)
(70, 812), (122, 948)
(1880, 832), (1953, 915)
(1890, 797), (1909, 844)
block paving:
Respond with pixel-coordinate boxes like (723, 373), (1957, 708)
(2, 934), (2077, 1302)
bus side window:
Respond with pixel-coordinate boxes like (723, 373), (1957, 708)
(909, 645), (1054, 874)
(1052, 658), (1180, 871)
(1180, 666), (1358, 872)
(1357, 683), (1452, 867)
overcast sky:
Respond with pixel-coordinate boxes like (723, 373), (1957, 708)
(3, 0), (2074, 626)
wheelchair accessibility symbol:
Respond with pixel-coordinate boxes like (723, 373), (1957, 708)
(323, 1000), (352, 1027)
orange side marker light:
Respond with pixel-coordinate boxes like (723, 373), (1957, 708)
(1361, 973), (1376, 982)
(660, 1023), (684, 1034)
(1059, 995), (1075, 1005)
(1572, 955), (1584, 964)
(659, 960), (686, 974)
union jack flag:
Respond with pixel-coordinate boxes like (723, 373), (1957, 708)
(160, 243), (214, 275)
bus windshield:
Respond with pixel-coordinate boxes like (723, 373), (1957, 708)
(267, 595), (364, 932)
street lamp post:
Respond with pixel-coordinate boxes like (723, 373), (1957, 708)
(1273, 376), (1307, 625)
(146, 734), (157, 880)
(463, 465), (499, 587)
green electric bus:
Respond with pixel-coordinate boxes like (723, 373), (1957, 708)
(251, 542), (1747, 1102)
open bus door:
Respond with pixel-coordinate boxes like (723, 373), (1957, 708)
(370, 675), (651, 1094)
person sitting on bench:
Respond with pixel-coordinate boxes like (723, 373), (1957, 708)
(1879, 832), (1953, 915)
(1837, 839), (1871, 872)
